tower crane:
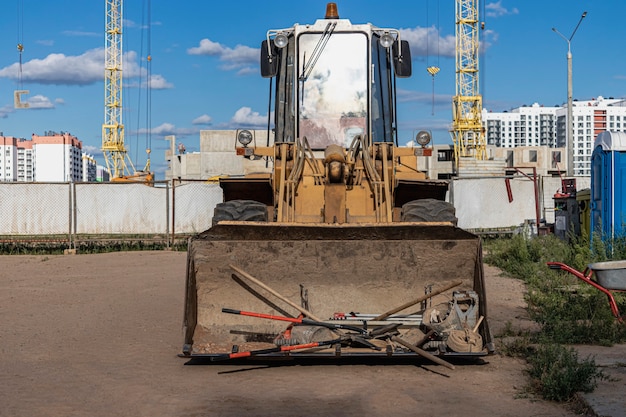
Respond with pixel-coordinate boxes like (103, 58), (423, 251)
(451, 0), (486, 164)
(102, 0), (153, 183)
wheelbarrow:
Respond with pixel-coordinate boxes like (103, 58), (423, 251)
(547, 260), (626, 323)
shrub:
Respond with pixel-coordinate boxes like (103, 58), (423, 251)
(526, 343), (606, 402)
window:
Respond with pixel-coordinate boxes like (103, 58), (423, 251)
(438, 149), (454, 162)
(528, 150), (537, 162)
(551, 151), (561, 169)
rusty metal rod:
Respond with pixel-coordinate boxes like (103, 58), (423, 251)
(390, 335), (455, 370)
(229, 264), (324, 322)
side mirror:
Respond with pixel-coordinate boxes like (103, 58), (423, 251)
(392, 40), (412, 78)
(260, 40), (278, 78)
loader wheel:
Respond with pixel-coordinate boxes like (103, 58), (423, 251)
(401, 199), (457, 225)
(212, 200), (268, 226)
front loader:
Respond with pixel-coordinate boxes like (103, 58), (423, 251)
(182, 3), (494, 362)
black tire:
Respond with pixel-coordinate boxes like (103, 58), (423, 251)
(212, 200), (268, 226)
(401, 199), (457, 225)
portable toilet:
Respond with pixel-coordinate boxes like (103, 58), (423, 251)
(590, 131), (626, 240)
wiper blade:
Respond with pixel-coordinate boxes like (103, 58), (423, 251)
(299, 21), (336, 81)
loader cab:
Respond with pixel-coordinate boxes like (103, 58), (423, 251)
(261, 8), (411, 150)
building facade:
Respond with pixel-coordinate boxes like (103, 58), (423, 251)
(483, 103), (560, 149)
(0, 136), (18, 182)
(483, 96), (626, 176)
(0, 132), (97, 182)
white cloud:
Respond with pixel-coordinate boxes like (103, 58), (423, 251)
(0, 105), (14, 119)
(188, 39), (223, 55)
(36, 39), (54, 47)
(26, 94), (55, 109)
(192, 114), (212, 125)
(135, 123), (199, 138)
(82, 145), (102, 156)
(485, 1), (519, 18)
(236, 66), (258, 76)
(61, 30), (100, 37)
(400, 27), (456, 58)
(0, 47), (168, 88)
(0, 48), (104, 85)
(188, 38), (258, 74)
(228, 107), (269, 128)
(147, 74), (173, 89)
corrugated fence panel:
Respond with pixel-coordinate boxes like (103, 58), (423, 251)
(452, 178), (537, 230)
(172, 182), (222, 234)
(0, 178), (593, 237)
(0, 183), (70, 235)
(75, 183), (167, 234)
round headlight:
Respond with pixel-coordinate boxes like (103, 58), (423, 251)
(238, 130), (253, 147)
(275, 33), (289, 49)
(380, 32), (394, 48)
(415, 130), (431, 147)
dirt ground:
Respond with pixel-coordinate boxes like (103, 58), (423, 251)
(0, 251), (583, 417)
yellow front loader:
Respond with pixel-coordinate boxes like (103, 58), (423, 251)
(182, 3), (493, 363)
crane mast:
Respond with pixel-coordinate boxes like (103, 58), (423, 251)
(451, 0), (486, 164)
(102, 0), (135, 179)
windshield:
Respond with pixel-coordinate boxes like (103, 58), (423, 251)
(297, 32), (367, 149)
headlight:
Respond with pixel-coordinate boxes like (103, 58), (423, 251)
(415, 130), (431, 147)
(380, 32), (394, 48)
(274, 32), (289, 49)
(237, 130), (253, 147)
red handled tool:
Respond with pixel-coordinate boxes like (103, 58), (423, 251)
(221, 308), (367, 334)
(211, 337), (343, 361)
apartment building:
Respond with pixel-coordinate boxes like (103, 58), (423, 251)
(483, 96), (626, 176)
(0, 132), (97, 182)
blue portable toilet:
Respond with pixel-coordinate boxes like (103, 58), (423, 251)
(590, 131), (626, 240)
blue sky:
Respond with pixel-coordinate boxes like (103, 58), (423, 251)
(0, 1), (622, 179)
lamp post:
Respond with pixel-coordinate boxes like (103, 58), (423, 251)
(552, 11), (587, 177)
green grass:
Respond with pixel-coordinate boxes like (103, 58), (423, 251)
(484, 232), (626, 402)
(484, 233), (626, 345)
(527, 344), (606, 402)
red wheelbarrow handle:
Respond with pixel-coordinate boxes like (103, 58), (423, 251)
(546, 261), (624, 322)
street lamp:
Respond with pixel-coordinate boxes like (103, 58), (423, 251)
(552, 11), (587, 177)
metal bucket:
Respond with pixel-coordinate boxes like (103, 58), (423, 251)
(589, 260), (626, 290)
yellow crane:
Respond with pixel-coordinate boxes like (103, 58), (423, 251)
(451, 0), (486, 163)
(102, 0), (153, 183)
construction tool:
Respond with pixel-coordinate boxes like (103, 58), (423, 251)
(230, 264), (324, 322)
(374, 280), (463, 321)
(211, 338), (344, 361)
(230, 274), (294, 319)
(222, 308), (367, 335)
(390, 335), (455, 370)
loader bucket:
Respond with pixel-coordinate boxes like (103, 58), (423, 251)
(182, 222), (494, 359)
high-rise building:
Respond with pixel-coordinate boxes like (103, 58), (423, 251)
(483, 96), (626, 176)
(0, 136), (18, 182)
(16, 139), (34, 181)
(32, 132), (83, 182)
(483, 103), (560, 149)
(0, 132), (98, 182)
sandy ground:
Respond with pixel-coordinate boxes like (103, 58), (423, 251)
(0, 251), (583, 417)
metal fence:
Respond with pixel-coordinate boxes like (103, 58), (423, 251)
(0, 175), (591, 249)
(0, 180), (223, 249)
